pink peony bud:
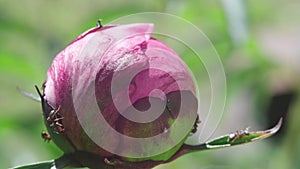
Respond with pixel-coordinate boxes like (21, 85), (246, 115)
(40, 21), (198, 168)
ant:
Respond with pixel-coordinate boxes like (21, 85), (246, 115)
(47, 105), (65, 134)
(191, 115), (200, 134)
(41, 131), (51, 142)
(228, 127), (250, 142)
(35, 86), (65, 135)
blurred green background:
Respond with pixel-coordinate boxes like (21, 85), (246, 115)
(1, 0), (300, 169)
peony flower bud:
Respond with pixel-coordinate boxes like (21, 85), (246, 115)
(39, 21), (199, 168)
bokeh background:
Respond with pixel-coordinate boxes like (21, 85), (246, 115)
(1, 0), (300, 169)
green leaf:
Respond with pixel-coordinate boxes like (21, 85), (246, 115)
(206, 117), (282, 149)
(185, 117), (283, 152)
(11, 160), (56, 169)
(11, 154), (75, 169)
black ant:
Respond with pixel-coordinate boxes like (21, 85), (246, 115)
(35, 85), (65, 134)
(41, 131), (51, 142)
(191, 115), (200, 134)
(47, 105), (65, 134)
